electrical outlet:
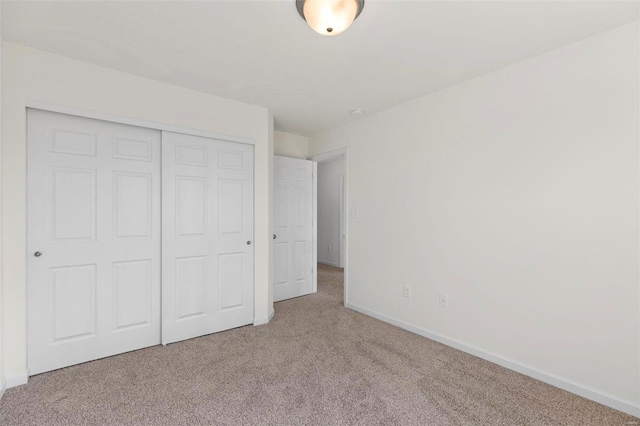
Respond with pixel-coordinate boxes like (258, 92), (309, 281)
(439, 294), (448, 308)
(403, 285), (412, 298)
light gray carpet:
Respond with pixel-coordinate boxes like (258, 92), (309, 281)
(1, 263), (636, 425)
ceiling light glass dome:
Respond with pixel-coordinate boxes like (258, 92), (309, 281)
(296, 0), (365, 36)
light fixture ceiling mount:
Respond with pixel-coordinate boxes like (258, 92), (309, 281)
(296, 0), (365, 36)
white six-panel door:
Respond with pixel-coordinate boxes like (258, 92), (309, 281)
(161, 131), (254, 345)
(274, 156), (314, 302)
(27, 109), (162, 375)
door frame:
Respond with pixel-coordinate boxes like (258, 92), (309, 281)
(308, 148), (349, 307)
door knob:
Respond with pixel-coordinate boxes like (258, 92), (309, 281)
(273, 234), (277, 240)
(34, 251), (42, 257)
(247, 241), (252, 245)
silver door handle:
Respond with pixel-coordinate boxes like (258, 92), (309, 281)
(34, 251), (42, 257)
(273, 234), (276, 240)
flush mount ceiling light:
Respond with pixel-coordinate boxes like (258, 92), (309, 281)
(296, 0), (365, 36)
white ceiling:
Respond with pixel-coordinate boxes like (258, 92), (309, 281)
(2, 1), (638, 136)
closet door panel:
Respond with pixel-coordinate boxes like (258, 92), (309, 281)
(28, 109), (161, 375)
(162, 132), (254, 345)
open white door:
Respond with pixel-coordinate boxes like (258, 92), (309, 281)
(274, 156), (315, 302)
(27, 109), (162, 375)
(162, 131), (254, 345)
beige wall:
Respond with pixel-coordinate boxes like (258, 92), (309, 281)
(309, 22), (639, 413)
(1, 41), (273, 382)
(274, 130), (308, 159)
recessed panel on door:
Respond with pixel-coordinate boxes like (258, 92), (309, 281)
(176, 176), (207, 237)
(50, 129), (96, 156)
(294, 241), (307, 282)
(113, 260), (152, 330)
(219, 180), (243, 234)
(113, 172), (152, 239)
(112, 136), (153, 162)
(275, 243), (288, 287)
(276, 187), (288, 229)
(176, 256), (207, 320)
(218, 149), (244, 169)
(50, 168), (96, 242)
(50, 264), (97, 342)
(176, 143), (207, 167)
(295, 188), (307, 227)
(219, 253), (244, 310)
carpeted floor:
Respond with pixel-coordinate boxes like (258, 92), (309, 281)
(1, 263), (636, 425)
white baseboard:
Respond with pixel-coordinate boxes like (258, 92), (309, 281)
(318, 260), (341, 268)
(5, 371), (29, 389)
(346, 302), (640, 418)
(253, 309), (275, 326)
(0, 379), (6, 400)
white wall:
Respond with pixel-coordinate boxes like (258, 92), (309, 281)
(309, 22), (639, 413)
(274, 130), (308, 159)
(0, 5), (5, 399)
(1, 41), (273, 383)
(317, 157), (344, 267)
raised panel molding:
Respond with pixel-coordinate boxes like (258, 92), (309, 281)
(50, 264), (97, 343)
(113, 172), (152, 240)
(276, 165), (289, 179)
(218, 179), (243, 234)
(175, 256), (207, 320)
(295, 188), (307, 227)
(50, 129), (96, 156)
(218, 253), (244, 311)
(113, 136), (152, 162)
(176, 143), (207, 167)
(276, 187), (288, 228)
(176, 176), (207, 237)
(113, 260), (152, 330)
(295, 167), (307, 181)
(294, 241), (306, 282)
(275, 242), (288, 286)
(218, 149), (244, 169)
(50, 168), (97, 242)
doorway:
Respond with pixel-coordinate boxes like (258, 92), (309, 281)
(310, 149), (348, 306)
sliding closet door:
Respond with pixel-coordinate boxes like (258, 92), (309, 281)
(28, 109), (161, 375)
(162, 131), (254, 345)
